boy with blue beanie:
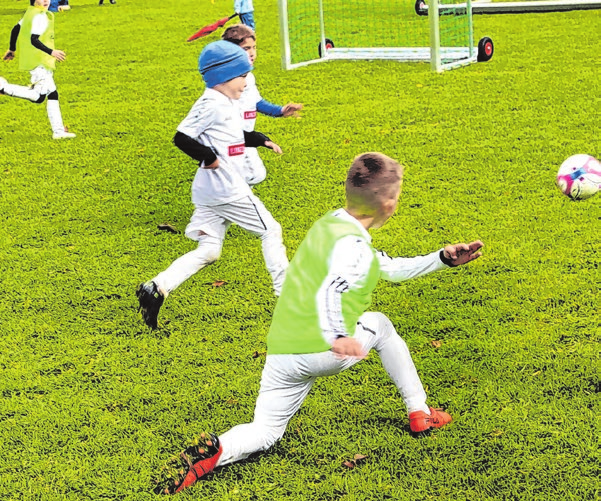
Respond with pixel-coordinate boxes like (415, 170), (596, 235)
(136, 41), (288, 330)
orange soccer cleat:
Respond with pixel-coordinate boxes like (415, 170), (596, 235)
(408, 407), (452, 433)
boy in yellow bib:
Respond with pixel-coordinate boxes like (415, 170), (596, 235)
(1, 0), (75, 139)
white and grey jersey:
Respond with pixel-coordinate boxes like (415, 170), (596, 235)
(317, 209), (448, 343)
(240, 72), (261, 132)
(177, 88), (252, 206)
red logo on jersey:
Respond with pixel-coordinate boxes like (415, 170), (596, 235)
(244, 111), (257, 120)
(228, 144), (245, 156)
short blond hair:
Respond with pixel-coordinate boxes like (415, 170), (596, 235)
(345, 153), (403, 212)
(222, 24), (256, 45)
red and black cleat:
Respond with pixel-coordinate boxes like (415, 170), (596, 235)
(154, 433), (222, 495)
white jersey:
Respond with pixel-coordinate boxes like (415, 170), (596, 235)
(240, 72), (261, 132)
(177, 88), (252, 206)
(238, 73), (267, 185)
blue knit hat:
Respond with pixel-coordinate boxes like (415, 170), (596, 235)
(199, 40), (253, 88)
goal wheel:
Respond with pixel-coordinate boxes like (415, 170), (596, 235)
(477, 37), (494, 62)
(414, 0), (428, 16)
(318, 38), (335, 58)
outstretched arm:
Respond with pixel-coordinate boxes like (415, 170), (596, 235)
(378, 241), (484, 282)
(3, 23), (20, 60)
(256, 99), (303, 118)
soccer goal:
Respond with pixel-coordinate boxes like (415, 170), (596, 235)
(278, 0), (494, 72)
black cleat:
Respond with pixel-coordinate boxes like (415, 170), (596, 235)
(136, 281), (164, 329)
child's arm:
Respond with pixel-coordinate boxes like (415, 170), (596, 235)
(31, 34), (66, 62)
(244, 130), (283, 154)
(173, 131), (219, 169)
(280, 103), (303, 117)
(256, 99), (303, 118)
(378, 241), (484, 282)
(29, 14), (66, 61)
(3, 22), (20, 61)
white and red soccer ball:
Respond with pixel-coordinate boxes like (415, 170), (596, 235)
(556, 154), (601, 200)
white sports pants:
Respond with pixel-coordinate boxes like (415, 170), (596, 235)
(216, 311), (430, 467)
(2, 66), (65, 135)
(154, 195), (288, 295)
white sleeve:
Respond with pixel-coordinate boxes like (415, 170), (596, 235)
(176, 99), (216, 140)
(31, 13), (49, 36)
(316, 235), (374, 346)
(377, 249), (447, 282)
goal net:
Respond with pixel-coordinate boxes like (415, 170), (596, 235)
(278, 0), (478, 72)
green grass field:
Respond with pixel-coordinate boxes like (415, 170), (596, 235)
(0, 0), (599, 499)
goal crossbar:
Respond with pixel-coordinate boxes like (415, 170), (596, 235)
(416, 0), (601, 15)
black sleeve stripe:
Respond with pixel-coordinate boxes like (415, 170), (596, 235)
(325, 276), (349, 335)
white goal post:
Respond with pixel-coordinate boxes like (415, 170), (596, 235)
(278, 0), (494, 72)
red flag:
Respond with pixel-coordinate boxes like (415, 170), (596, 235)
(187, 13), (239, 42)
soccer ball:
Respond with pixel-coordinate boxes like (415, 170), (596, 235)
(556, 154), (601, 200)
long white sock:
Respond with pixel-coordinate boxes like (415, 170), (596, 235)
(46, 99), (65, 134)
(2, 82), (41, 102)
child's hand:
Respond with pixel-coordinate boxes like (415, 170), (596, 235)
(3, 50), (15, 61)
(332, 337), (366, 360)
(281, 103), (303, 117)
(265, 141), (282, 154)
(442, 241), (484, 267)
(203, 158), (219, 169)
(51, 50), (66, 62)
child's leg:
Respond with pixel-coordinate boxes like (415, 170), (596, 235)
(239, 11), (256, 30)
(217, 195), (288, 295)
(353, 312), (429, 414)
(32, 69), (73, 138)
(0, 72), (45, 102)
(46, 91), (75, 138)
(217, 354), (316, 467)
(153, 233), (224, 294)
(151, 206), (229, 295)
